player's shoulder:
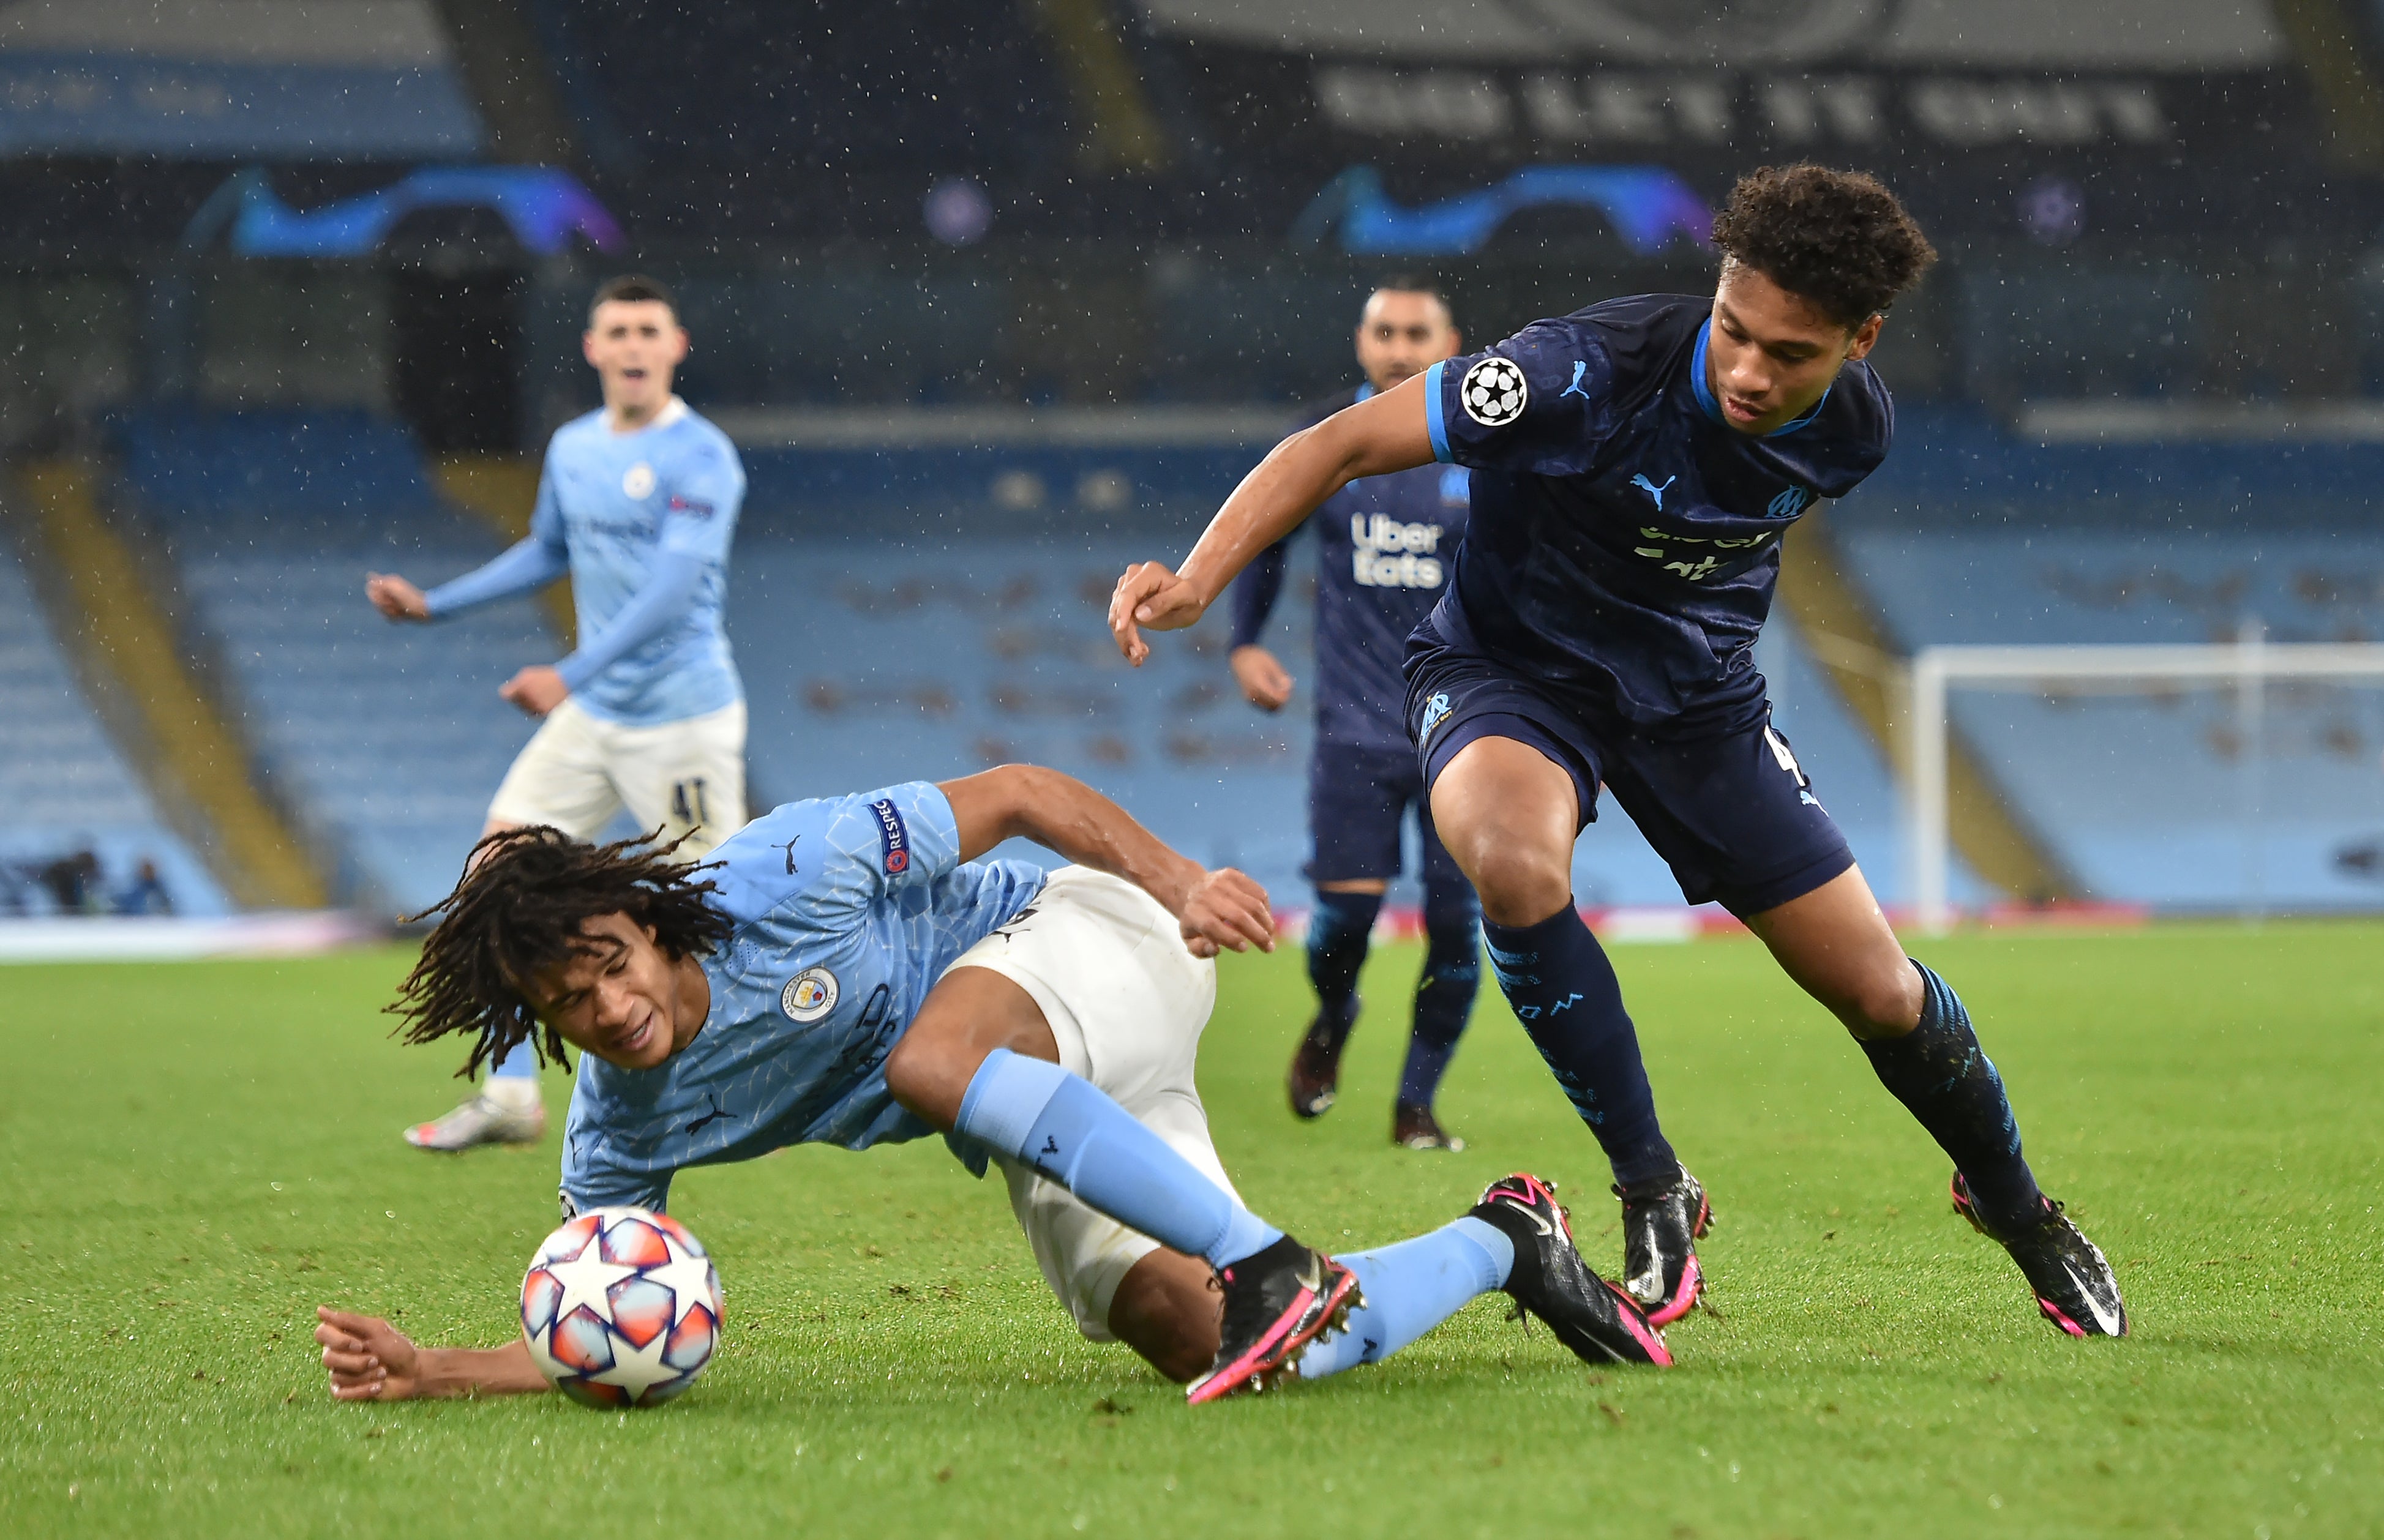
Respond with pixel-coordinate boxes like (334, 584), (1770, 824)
(654, 401), (740, 452)
(545, 407), (612, 456)
(707, 783), (951, 919)
(702, 800), (839, 925)
(1540, 293), (1705, 373)
(654, 407), (746, 492)
(1813, 357), (1894, 458)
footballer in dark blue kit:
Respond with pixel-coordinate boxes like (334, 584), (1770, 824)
(1226, 278), (1483, 1152)
(1113, 166), (2127, 1342)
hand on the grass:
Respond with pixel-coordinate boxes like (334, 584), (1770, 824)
(1230, 645), (1294, 711)
(1109, 561), (1207, 665)
(317, 1307), (425, 1401)
(1177, 867), (1275, 957)
(500, 665), (569, 717)
(365, 572), (430, 621)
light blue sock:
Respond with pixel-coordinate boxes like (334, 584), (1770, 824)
(492, 1039), (539, 1078)
(954, 1048), (1284, 1268)
(1294, 1216), (1513, 1380)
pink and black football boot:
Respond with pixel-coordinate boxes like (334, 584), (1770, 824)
(1472, 1173), (1670, 1367)
(1185, 1236), (1362, 1404)
(1952, 1172), (2128, 1338)
(1615, 1168), (1712, 1326)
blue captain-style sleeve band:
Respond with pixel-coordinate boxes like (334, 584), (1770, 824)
(1423, 358), (1453, 463)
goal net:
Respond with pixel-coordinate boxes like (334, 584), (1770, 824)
(1905, 641), (2384, 932)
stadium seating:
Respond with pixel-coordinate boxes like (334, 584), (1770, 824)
(111, 409), (549, 916)
(90, 409), (1956, 918)
(1838, 409), (2384, 910)
(125, 403), (2375, 921)
(0, 542), (226, 916)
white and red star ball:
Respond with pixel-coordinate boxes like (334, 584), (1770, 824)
(520, 1206), (723, 1408)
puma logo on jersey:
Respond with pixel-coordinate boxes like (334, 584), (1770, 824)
(1631, 473), (1675, 510)
(685, 1092), (735, 1135)
(1562, 359), (1592, 400)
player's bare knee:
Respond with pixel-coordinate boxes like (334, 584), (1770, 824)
(1463, 845), (1573, 927)
(1835, 961), (1924, 1041)
(882, 1028), (969, 1129)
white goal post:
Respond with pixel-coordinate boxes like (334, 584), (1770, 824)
(1906, 641), (2384, 934)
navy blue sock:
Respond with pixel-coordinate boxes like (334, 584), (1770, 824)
(1398, 884), (1480, 1109)
(1305, 888), (1381, 1038)
(1480, 903), (1679, 1189)
(1861, 962), (2046, 1236)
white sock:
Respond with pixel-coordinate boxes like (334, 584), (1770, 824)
(483, 1075), (542, 1112)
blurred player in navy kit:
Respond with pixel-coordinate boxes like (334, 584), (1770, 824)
(1113, 168), (2127, 1343)
(1228, 279), (1482, 1152)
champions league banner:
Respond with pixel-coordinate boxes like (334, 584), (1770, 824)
(1131, 0), (2348, 243)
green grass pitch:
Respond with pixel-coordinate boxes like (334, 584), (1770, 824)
(4, 922), (2381, 1538)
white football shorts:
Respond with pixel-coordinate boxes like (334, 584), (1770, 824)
(485, 696), (748, 856)
(940, 864), (1231, 1342)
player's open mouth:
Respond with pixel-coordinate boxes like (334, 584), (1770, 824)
(614, 1014), (654, 1055)
(1721, 394), (1765, 424)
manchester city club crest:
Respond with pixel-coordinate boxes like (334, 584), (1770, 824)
(780, 966), (838, 1022)
(1460, 357), (1529, 427)
(622, 462), (656, 499)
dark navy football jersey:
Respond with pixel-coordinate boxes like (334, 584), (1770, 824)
(1231, 384), (1472, 753)
(1418, 294), (1892, 724)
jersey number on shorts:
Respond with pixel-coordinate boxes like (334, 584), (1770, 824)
(671, 777), (711, 829)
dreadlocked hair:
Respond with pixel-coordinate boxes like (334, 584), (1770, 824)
(388, 825), (734, 1080)
(1709, 164), (1936, 329)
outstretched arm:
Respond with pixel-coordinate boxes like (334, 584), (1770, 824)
(549, 550), (706, 692)
(1226, 536), (1295, 711)
(938, 764), (1275, 956)
(1109, 375), (1434, 663)
(367, 533), (570, 624)
(315, 1306), (549, 1402)
(501, 550), (707, 717)
(502, 444), (741, 716)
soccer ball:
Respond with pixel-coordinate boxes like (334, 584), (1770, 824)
(520, 1206), (724, 1408)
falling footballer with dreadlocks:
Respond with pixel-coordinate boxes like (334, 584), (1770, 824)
(318, 763), (1674, 1410)
(390, 826), (732, 1079)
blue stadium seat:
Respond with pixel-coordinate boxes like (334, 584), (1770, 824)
(1839, 410), (2384, 911)
(113, 409), (547, 916)
(0, 544), (227, 916)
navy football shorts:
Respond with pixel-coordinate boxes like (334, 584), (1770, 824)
(1307, 741), (1468, 891)
(1405, 656), (1854, 918)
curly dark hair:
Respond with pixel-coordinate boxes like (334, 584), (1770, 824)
(1709, 165), (1936, 329)
(387, 826), (733, 1079)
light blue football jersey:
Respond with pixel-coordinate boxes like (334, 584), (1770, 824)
(536, 398), (746, 726)
(559, 782), (1047, 1214)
